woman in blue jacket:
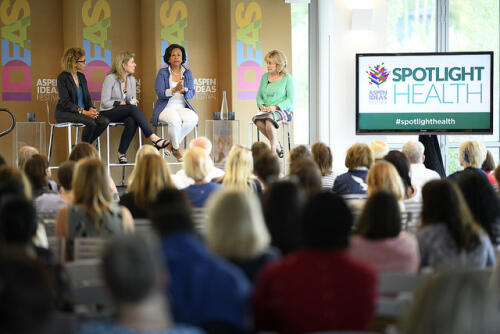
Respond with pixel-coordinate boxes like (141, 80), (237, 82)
(152, 44), (198, 162)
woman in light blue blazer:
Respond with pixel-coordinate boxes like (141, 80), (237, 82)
(100, 51), (168, 164)
(151, 44), (198, 162)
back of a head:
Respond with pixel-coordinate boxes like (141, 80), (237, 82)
(152, 187), (194, 237)
(482, 150), (496, 172)
(102, 235), (159, 304)
(0, 166), (32, 200)
(459, 140), (486, 169)
(402, 140), (425, 164)
(289, 145), (312, 168)
(72, 158), (111, 207)
(206, 190), (270, 260)
(384, 150), (413, 192)
(254, 151), (280, 185)
(356, 190), (401, 239)
(24, 154), (49, 191)
(0, 257), (54, 334)
(189, 136), (212, 155)
(263, 181), (305, 254)
(183, 147), (213, 182)
(345, 142), (374, 171)
(0, 197), (37, 244)
(57, 160), (76, 190)
(302, 192), (353, 249)
(69, 142), (99, 161)
(400, 269), (500, 334)
(223, 145), (254, 192)
(369, 140), (389, 160)
(367, 161), (405, 200)
(128, 145), (161, 185)
(311, 141), (333, 176)
(251, 141), (270, 161)
(17, 145), (39, 170)
(289, 158), (322, 197)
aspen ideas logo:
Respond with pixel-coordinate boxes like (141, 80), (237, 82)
(367, 63), (390, 104)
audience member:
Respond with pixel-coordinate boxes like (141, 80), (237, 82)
(457, 171), (500, 247)
(251, 141), (270, 159)
(332, 142), (374, 195)
(17, 145), (39, 170)
(367, 161), (405, 201)
(182, 147), (222, 208)
(24, 154), (57, 198)
(0, 165), (32, 199)
(402, 140), (440, 198)
(253, 192), (377, 334)
(350, 191), (419, 273)
(384, 150), (418, 200)
(482, 150), (498, 187)
(418, 180), (495, 269)
(151, 188), (250, 333)
(448, 140), (488, 180)
(77, 235), (203, 334)
(172, 137), (224, 189)
(262, 181), (304, 255)
(206, 191), (279, 282)
(55, 159), (134, 251)
(120, 154), (174, 218)
(253, 151), (280, 190)
(369, 139), (388, 161)
(288, 144), (312, 171)
(127, 144), (161, 185)
(311, 141), (336, 190)
(35, 160), (74, 217)
(399, 269), (500, 334)
(215, 145), (261, 194)
(288, 157), (322, 197)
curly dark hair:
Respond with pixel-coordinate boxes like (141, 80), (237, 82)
(163, 44), (187, 65)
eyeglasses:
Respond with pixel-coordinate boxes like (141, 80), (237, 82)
(76, 60), (87, 64)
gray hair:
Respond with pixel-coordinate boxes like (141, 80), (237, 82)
(189, 136), (212, 155)
(402, 141), (425, 164)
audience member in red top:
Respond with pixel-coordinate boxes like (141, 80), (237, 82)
(253, 192), (377, 334)
(482, 150), (498, 187)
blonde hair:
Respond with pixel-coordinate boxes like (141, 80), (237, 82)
(127, 145), (160, 185)
(128, 154), (173, 210)
(222, 145), (254, 193)
(183, 147), (213, 182)
(459, 140), (486, 168)
(72, 158), (112, 225)
(0, 166), (32, 199)
(367, 161), (405, 200)
(311, 142), (332, 176)
(345, 143), (374, 171)
(206, 191), (270, 259)
(265, 50), (287, 74)
(61, 47), (85, 73)
(17, 146), (39, 170)
(110, 51), (135, 82)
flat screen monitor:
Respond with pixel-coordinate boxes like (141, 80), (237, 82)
(356, 52), (493, 134)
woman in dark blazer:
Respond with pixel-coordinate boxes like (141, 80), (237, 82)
(55, 47), (109, 144)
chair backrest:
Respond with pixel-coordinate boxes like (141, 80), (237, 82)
(37, 211), (57, 237)
(402, 202), (422, 233)
(133, 218), (154, 235)
(48, 236), (66, 263)
(74, 237), (110, 260)
(191, 207), (208, 229)
(65, 259), (112, 308)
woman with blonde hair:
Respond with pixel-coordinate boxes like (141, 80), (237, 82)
(120, 154), (174, 218)
(206, 191), (279, 282)
(100, 51), (168, 163)
(332, 143), (374, 195)
(55, 158), (133, 245)
(448, 140), (488, 180)
(217, 145), (261, 194)
(311, 142), (337, 190)
(367, 161), (406, 200)
(182, 147), (222, 208)
(126, 144), (161, 185)
(253, 50), (294, 158)
(55, 47), (109, 144)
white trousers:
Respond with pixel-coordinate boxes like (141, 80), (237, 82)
(158, 107), (198, 149)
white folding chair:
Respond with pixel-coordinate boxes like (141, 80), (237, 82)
(73, 237), (110, 261)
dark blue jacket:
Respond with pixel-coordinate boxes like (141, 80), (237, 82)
(332, 169), (369, 195)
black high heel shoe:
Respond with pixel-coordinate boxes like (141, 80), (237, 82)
(153, 138), (170, 150)
(118, 153), (128, 164)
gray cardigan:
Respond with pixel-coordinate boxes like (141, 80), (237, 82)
(100, 73), (137, 111)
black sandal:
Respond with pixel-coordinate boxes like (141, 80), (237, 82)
(118, 153), (128, 164)
(153, 138), (169, 150)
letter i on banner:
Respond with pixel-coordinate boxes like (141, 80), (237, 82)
(160, 1), (188, 67)
(82, 0), (111, 101)
(1, 0), (32, 101)
(235, 1), (262, 100)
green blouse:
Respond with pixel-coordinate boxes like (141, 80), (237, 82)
(256, 72), (294, 112)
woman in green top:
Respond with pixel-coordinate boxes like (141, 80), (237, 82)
(253, 50), (294, 158)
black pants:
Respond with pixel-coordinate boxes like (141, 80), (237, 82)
(55, 110), (109, 144)
(100, 105), (154, 154)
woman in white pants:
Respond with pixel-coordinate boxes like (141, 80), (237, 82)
(151, 44), (198, 161)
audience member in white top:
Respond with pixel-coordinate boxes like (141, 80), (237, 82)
(311, 142), (337, 191)
(402, 140), (440, 199)
(172, 137), (224, 189)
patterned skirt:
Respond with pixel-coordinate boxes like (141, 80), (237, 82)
(253, 109), (293, 129)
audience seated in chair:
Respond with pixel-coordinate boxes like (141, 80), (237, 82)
(35, 160), (75, 216)
(311, 141), (337, 191)
(418, 179), (495, 269)
(182, 147), (223, 208)
(215, 145), (262, 194)
(448, 140), (488, 180)
(24, 154), (58, 198)
(262, 181), (305, 255)
(253, 151), (280, 191)
(151, 188), (250, 334)
(253, 192), (377, 334)
(402, 140), (441, 199)
(288, 157), (322, 197)
(350, 190), (419, 273)
(251, 141), (271, 162)
(288, 144), (312, 172)
(384, 150), (418, 201)
(206, 191), (280, 283)
(369, 139), (389, 161)
(399, 268), (500, 334)
(332, 142), (374, 195)
(482, 150), (498, 188)
(76, 235), (203, 334)
(120, 153), (175, 218)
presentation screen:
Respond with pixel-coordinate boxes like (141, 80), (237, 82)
(356, 52), (493, 134)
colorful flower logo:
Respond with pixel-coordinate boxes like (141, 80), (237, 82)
(367, 63), (390, 87)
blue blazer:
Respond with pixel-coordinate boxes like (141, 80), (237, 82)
(151, 66), (196, 126)
(332, 169), (369, 195)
